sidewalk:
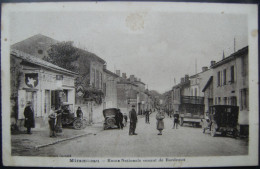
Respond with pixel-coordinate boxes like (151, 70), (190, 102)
(11, 123), (103, 156)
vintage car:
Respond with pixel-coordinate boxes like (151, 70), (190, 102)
(201, 105), (239, 137)
(103, 108), (121, 130)
(61, 104), (87, 130)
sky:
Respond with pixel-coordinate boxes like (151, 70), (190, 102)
(8, 2), (248, 94)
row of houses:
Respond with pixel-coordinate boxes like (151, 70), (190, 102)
(10, 34), (154, 130)
(164, 46), (249, 135)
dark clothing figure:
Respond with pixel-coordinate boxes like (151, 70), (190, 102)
(129, 108), (138, 135)
(173, 114), (179, 129)
(24, 105), (35, 134)
(76, 108), (83, 118)
(48, 112), (56, 137)
(116, 110), (124, 129)
(145, 110), (151, 124)
(55, 109), (63, 133)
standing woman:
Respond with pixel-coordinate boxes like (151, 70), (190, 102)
(156, 109), (165, 135)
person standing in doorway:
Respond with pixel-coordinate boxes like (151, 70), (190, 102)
(156, 109), (165, 135)
(24, 101), (35, 134)
(129, 105), (138, 135)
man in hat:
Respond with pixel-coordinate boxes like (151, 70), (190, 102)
(24, 101), (35, 134)
(129, 105), (138, 135)
(173, 111), (179, 129)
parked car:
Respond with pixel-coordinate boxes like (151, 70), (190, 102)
(201, 105), (239, 137)
(103, 108), (120, 130)
(61, 103), (87, 130)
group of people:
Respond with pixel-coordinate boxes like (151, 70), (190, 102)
(126, 105), (180, 136)
(23, 101), (84, 138)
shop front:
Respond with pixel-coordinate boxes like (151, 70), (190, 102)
(11, 50), (77, 130)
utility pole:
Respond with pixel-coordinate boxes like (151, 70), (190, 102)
(195, 58), (197, 74)
(234, 37), (236, 53)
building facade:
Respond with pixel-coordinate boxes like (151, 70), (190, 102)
(211, 46), (249, 129)
(10, 49), (77, 130)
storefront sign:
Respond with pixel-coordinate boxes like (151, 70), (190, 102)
(77, 85), (84, 97)
(25, 73), (38, 88)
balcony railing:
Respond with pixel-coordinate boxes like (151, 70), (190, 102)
(181, 96), (204, 104)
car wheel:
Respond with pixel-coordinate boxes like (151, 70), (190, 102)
(180, 118), (184, 126)
(73, 119), (83, 130)
(211, 123), (216, 137)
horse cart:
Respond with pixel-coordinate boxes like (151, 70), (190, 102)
(201, 105), (239, 137)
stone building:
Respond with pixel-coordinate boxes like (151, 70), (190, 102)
(210, 46), (249, 134)
(11, 34), (107, 123)
(103, 67), (119, 109)
(10, 49), (77, 130)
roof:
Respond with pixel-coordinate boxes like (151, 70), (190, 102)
(117, 80), (138, 87)
(202, 76), (213, 92)
(103, 68), (119, 77)
(211, 46), (248, 68)
(134, 80), (146, 85)
(11, 49), (78, 76)
(172, 80), (190, 90)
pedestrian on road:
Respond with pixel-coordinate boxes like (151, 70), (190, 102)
(76, 107), (83, 119)
(145, 109), (151, 124)
(129, 105), (138, 135)
(116, 109), (124, 129)
(173, 111), (179, 129)
(48, 105), (57, 137)
(156, 109), (165, 135)
(23, 101), (35, 134)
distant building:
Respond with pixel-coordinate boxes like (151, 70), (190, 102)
(10, 49), (77, 130)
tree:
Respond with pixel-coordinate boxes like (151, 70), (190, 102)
(44, 41), (80, 72)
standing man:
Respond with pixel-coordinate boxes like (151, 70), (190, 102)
(129, 105), (138, 135)
(116, 109), (124, 130)
(173, 111), (179, 129)
(145, 109), (151, 124)
(24, 101), (35, 134)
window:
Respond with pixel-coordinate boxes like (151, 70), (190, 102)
(195, 88), (197, 97)
(230, 96), (237, 106)
(218, 97), (221, 105)
(223, 69), (227, 85)
(217, 71), (221, 86)
(215, 97), (218, 105)
(38, 49), (43, 54)
(223, 97), (227, 105)
(230, 66), (235, 83)
(240, 88), (248, 110)
(92, 68), (95, 87)
(96, 70), (100, 89)
(61, 90), (68, 102)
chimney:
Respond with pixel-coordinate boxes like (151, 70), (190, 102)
(130, 75), (135, 82)
(103, 64), (107, 70)
(122, 73), (127, 79)
(202, 66), (208, 72)
(116, 70), (120, 77)
(185, 74), (189, 82)
(210, 61), (216, 66)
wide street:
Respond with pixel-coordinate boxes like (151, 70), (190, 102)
(30, 111), (248, 157)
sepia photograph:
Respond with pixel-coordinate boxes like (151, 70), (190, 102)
(1, 1), (258, 168)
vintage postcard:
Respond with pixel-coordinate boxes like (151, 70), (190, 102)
(1, 1), (258, 168)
